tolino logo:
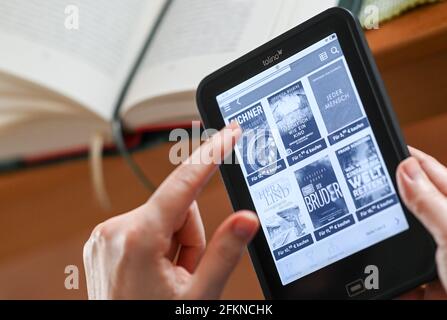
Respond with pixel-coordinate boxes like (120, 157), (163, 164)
(262, 49), (283, 67)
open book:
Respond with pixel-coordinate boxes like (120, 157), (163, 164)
(0, 0), (337, 160)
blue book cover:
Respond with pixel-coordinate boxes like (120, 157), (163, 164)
(268, 81), (321, 154)
(336, 135), (392, 209)
(295, 156), (349, 229)
(229, 103), (279, 175)
(308, 60), (363, 133)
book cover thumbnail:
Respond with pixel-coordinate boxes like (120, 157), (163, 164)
(336, 135), (392, 209)
(229, 103), (279, 175)
(265, 207), (307, 250)
(254, 177), (307, 250)
(308, 60), (363, 133)
(295, 156), (349, 229)
(268, 81), (321, 154)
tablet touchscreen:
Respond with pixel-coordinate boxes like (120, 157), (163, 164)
(215, 33), (410, 286)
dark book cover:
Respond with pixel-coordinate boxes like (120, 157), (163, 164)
(295, 156), (349, 229)
(268, 81), (321, 154)
(308, 60), (363, 133)
(229, 103), (279, 175)
(336, 135), (392, 209)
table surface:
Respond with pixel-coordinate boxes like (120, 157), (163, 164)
(1, 2), (447, 299)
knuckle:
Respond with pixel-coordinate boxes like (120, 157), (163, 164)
(148, 230), (169, 253)
(122, 226), (145, 251)
(122, 225), (167, 255)
(87, 219), (118, 246)
(90, 222), (112, 241)
(407, 192), (431, 215)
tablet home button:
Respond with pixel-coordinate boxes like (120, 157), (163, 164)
(346, 279), (366, 297)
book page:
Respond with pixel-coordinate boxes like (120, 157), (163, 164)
(0, 0), (166, 120)
(123, 0), (337, 122)
(271, 0), (338, 36)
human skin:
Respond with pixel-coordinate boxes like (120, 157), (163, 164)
(83, 122), (260, 299)
(396, 147), (447, 300)
(83, 123), (447, 300)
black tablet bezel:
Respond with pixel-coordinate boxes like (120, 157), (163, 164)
(196, 7), (436, 299)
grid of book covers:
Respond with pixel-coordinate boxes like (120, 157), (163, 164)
(222, 45), (407, 285)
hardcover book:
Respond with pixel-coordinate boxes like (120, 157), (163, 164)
(0, 0), (337, 162)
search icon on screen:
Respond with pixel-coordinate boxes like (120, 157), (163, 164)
(331, 46), (339, 54)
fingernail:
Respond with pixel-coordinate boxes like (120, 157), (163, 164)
(232, 213), (258, 240)
(402, 158), (422, 181)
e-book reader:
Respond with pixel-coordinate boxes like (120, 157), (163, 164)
(196, 7), (436, 299)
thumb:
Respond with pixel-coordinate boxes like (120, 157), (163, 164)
(190, 211), (259, 299)
(396, 157), (447, 246)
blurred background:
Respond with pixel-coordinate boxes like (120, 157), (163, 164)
(0, 0), (446, 299)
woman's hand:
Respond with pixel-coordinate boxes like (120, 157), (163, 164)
(83, 122), (259, 300)
(396, 147), (447, 299)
